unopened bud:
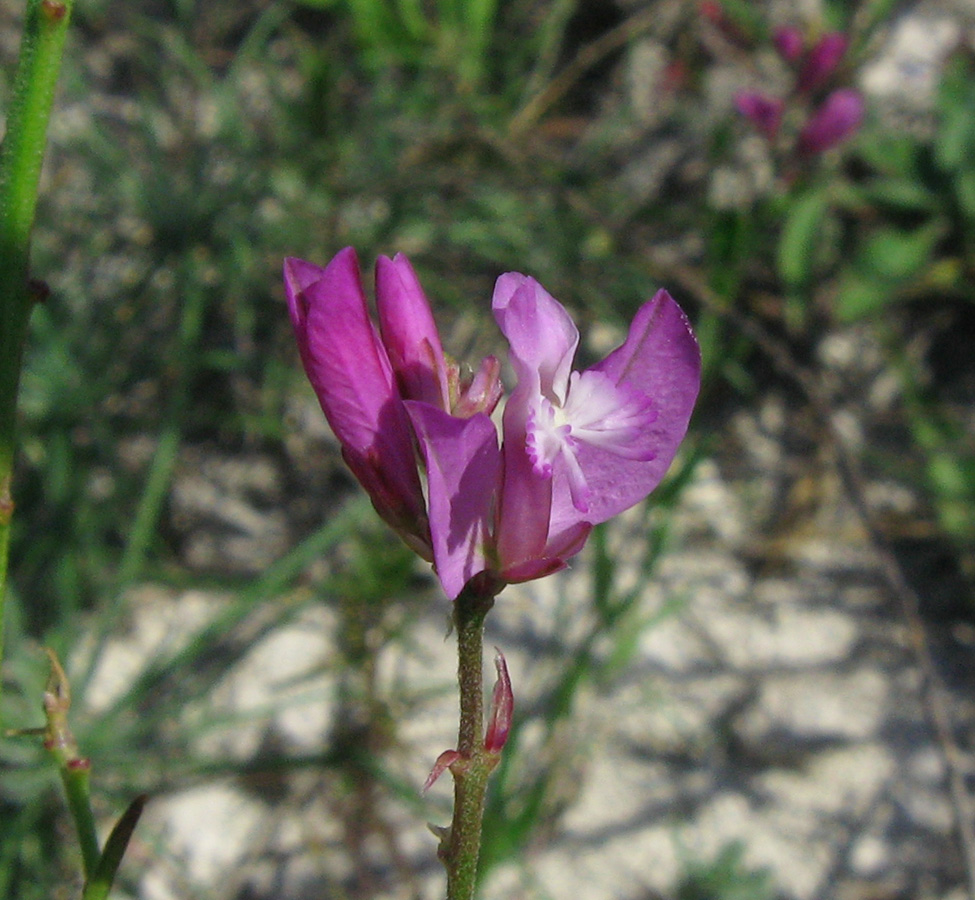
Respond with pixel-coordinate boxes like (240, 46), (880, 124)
(773, 26), (805, 63)
(734, 91), (785, 140)
(797, 32), (848, 94)
(484, 649), (513, 754)
(797, 88), (864, 156)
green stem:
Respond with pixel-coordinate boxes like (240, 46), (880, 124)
(57, 760), (100, 878)
(42, 648), (100, 879)
(443, 584), (496, 900)
(0, 0), (75, 718)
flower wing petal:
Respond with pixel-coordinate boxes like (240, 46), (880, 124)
(406, 402), (502, 600)
(560, 289), (700, 525)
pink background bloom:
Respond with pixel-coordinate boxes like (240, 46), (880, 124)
(798, 32), (848, 94)
(735, 91), (785, 140)
(773, 26), (805, 63)
(798, 88), (864, 155)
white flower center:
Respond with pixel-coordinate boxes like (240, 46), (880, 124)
(525, 370), (657, 512)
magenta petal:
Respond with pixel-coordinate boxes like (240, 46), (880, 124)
(552, 289), (700, 526)
(286, 249), (426, 538)
(734, 91), (785, 140)
(297, 249), (398, 453)
(376, 254), (450, 408)
(798, 32), (848, 94)
(492, 274), (579, 397)
(405, 402), (502, 600)
(798, 88), (864, 155)
(773, 26), (805, 63)
(495, 383), (557, 574)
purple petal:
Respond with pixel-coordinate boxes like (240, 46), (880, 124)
(734, 91), (785, 140)
(797, 32), (848, 94)
(773, 26), (805, 63)
(405, 402), (502, 600)
(550, 289), (699, 526)
(498, 519), (592, 584)
(797, 88), (864, 155)
(493, 274), (578, 398)
(293, 249), (396, 452)
(495, 382), (557, 575)
(375, 254), (451, 409)
(285, 249), (426, 537)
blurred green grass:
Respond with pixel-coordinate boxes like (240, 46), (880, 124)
(2, 0), (975, 897)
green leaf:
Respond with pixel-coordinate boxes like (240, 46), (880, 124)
(861, 177), (937, 213)
(834, 272), (892, 321)
(715, 0), (767, 39)
(858, 221), (943, 281)
(935, 102), (975, 172)
(935, 55), (975, 172)
(778, 189), (829, 289)
(854, 133), (918, 178)
(81, 795), (148, 900)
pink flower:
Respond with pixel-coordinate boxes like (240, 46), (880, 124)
(408, 274), (700, 598)
(773, 26), (805, 63)
(286, 250), (700, 601)
(734, 91), (785, 140)
(797, 32), (848, 94)
(797, 88), (864, 155)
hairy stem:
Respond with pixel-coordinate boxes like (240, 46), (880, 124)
(442, 584), (496, 900)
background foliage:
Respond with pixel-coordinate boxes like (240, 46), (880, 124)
(1, 0), (973, 897)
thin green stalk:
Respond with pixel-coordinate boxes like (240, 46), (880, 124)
(0, 0), (75, 721)
(443, 584), (496, 900)
(41, 648), (100, 878)
(57, 759), (100, 878)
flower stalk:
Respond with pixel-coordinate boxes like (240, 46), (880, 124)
(442, 583), (497, 900)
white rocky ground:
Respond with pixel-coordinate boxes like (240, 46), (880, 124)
(85, 365), (973, 900)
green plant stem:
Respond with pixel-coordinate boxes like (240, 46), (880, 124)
(0, 0), (75, 717)
(443, 584), (496, 900)
(56, 760), (100, 878)
(42, 648), (100, 879)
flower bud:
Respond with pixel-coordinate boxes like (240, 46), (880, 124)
(797, 88), (864, 156)
(773, 26), (804, 63)
(734, 91), (785, 140)
(484, 650), (513, 754)
(798, 32), (848, 94)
